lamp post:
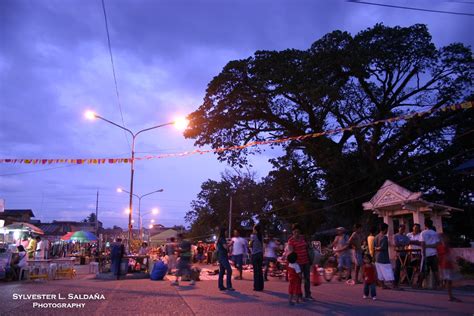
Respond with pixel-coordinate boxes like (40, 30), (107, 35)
(117, 188), (162, 241)
(142, 211), (158, 241)
(85, 110), (188, 250)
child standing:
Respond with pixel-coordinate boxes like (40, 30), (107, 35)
(287, 252), (302, 306)
(362, 254), (377, 300)
(438, 233), (461, 302)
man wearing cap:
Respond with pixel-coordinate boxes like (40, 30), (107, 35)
(331, 227), (351, 281)
(393, 224), (410, 289)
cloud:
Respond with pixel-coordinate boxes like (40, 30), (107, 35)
(0, 0), (471, 228)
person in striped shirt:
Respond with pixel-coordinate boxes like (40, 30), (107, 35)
(287, 223), (314, 301)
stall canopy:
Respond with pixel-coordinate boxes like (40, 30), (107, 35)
(4, 222), (44, 235)
(61, 230), (98, 242)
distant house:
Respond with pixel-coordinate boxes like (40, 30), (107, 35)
(51, 220), (103, 233)
(148, 224), (184, 237)
(102, 226), (125, 243)
(149, 229), (178, 246)
(36, 220), (104, 241)
(148, 224), (167, 236)
(37, 223), (69, 241)
(0, 209), (35, 226)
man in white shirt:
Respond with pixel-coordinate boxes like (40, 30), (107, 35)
(230, 229), (247, 280)
(420, 219), (440, 288)
(407, 223), (423, 285)
(35, 236), (47, 260)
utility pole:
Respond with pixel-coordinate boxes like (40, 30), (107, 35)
(228, 195), (232, 239)
(95, 190), (99, 236)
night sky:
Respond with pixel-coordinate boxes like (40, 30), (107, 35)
(1, 0), (472, 229)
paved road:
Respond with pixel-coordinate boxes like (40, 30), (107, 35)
(0, 266), (472, 315)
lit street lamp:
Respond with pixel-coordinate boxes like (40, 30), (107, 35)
(139, 208), (159, 242)
(86, 110), (188, 249)
(117, 188), (163, 241)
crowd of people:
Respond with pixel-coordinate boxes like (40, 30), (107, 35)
(144, 224), (314, 304)
(5, 234), (50, 279)
(328, 219), (461, 302)
(141, 218), (462, 305)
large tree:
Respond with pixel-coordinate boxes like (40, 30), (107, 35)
(185, 171), (267, 238)
(185, 24), (472, 227)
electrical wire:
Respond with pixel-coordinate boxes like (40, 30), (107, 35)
(100, 0), (131, 150)
(0, 164), (80, 177)
(188, 129), (474, 231)
(261, 148), (473, 224)
(348, 0), (474, 16)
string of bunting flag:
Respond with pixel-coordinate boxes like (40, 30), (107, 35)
(1, 101), (472, 165)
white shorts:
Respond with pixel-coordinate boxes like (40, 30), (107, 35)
(375, 262), (394, 281)
(439, 268), (452, 281)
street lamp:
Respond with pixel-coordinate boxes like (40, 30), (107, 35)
(141, 209), (159, 242)
(86, 110), (187, 249)
(117, 188), (163, 242)
(141, 207), (159, 228)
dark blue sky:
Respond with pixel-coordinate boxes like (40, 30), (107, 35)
(1, 0), (472, 228)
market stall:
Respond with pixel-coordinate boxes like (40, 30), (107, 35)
(60, 231), (98, 265)
(0, 222), (44, 281)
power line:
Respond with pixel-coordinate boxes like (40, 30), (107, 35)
(265, 147), (473, 223)
(219, 128), (474, 224)
(237, 128), (474, 221)
(100, 0), (131, 150)
(449, 1), (474, 4)
(183, 146), (472, 241)
(348, 0), (474, 16)
(0, 164), (80, 177)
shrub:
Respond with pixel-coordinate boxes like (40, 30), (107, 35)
(456, 257), (474, 275)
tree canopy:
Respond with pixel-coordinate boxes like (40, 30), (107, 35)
(82, 212), (97, 223)
(184, 24), (473, 237)
(185, 170), (267, 238)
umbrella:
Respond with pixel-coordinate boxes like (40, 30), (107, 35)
(61, 230), (98, 242)
(5, 222), (44, 235)
(60, 232), (74, 241)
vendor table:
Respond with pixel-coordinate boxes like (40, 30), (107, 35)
(51, 257), (76, 279)
(27, 259), (51, 280)
(396, 249), (422, 286)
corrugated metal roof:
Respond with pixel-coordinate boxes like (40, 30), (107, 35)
(2, 209), (35, 217)
(37, 223), (70, 235)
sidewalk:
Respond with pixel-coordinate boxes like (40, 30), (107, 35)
(0, 265), (472, 315)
